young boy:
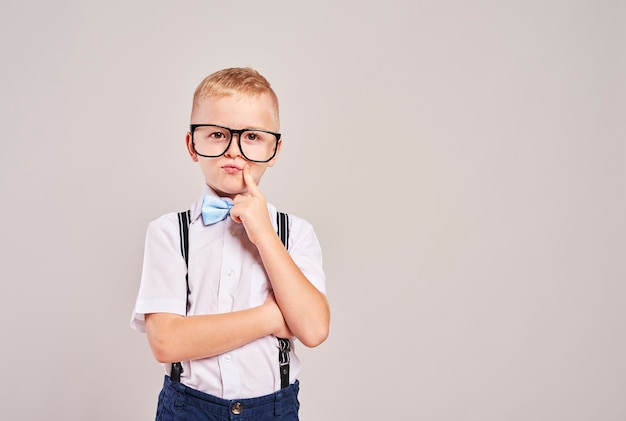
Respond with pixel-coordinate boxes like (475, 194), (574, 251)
(130, 67), (330, 421)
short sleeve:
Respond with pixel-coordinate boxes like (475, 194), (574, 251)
(288, 216), (327, 295)
(129, 213), (189, 332)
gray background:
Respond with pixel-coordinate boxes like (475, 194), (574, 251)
(1, 1), (624, 420)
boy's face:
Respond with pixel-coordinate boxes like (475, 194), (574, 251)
(186, 93), (281, 198)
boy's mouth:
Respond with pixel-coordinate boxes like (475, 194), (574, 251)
(222, 164), (242, 174)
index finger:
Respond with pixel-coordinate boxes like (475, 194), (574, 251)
(243, 164), (262, 197)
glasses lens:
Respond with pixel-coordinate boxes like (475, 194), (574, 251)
(193, 126), (231, 157)
(240, 130), (278, 162)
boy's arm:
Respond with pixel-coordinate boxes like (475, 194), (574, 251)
(231, 166), (331, 348)
(145, 292), (291, 363)
(255, 234), (330, 348)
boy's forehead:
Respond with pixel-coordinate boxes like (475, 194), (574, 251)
(191, 93), (279, 129)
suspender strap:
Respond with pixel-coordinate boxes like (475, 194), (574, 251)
(171, 210), (292, 389)
(277, 337), (291, 389)
(276, 212), (291, 389)
(171, 210), (190, 382)
(178, 210), (191, 296)
(277, 211), (289, 250)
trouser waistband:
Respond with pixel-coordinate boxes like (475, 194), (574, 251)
(160, 375), (300, 419)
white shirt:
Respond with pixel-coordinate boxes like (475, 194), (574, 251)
(130, 185), (326, 399)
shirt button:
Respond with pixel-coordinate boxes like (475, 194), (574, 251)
(224, 354), (232, 362)
(231, 402), (243, 414)
(227, 269), (235, 277)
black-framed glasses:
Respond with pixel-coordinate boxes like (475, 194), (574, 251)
(190, 124), (281, 163)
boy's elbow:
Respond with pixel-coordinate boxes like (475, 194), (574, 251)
(145, 313), (181, 363)
(152, 351), (170, 364)
(299, 324), (330, 348)
(148, 333), (177, 363)
(298, 302), (330, 347)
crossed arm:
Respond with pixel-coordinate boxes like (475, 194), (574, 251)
(145, 166), (330, 364)
(145, 241), (329, 364)
(145, 292), (294, 363)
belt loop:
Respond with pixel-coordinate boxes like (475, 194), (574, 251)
(273, 386), (283, 416)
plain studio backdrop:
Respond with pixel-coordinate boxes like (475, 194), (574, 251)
(1, 1), (624, 420)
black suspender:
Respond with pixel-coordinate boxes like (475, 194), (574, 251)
(178, 210), (191, 299)
(170, 210), (190, 383)
(275, 212), (291, 389)
(277, 211), (289, 251)
(171, 211), (292, 390)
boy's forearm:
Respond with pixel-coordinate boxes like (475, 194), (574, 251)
(145, 304), (278, 363)
(230, 168), (330, 347)
(256, 234), (331, 348)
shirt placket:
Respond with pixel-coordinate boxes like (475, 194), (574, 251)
(217, 219), (242, 397)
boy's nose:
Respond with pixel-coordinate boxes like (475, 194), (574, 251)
(224, 135), (242, 158)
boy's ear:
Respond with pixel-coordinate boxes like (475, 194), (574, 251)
(267, 139), (282, 168)
(185, 132), (199, 162)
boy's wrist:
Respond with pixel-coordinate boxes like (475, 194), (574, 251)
(253, 228), (282, 250)
(259, 298), (281, 336)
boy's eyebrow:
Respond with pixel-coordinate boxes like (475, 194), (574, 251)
(245, 126), (279, 131)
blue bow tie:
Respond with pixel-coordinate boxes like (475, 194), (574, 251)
(201, 195), (234, 225)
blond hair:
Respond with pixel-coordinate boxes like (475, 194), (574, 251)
(192, 67), (280, 125)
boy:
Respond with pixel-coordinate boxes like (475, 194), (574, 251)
(130, 67), (330, 421)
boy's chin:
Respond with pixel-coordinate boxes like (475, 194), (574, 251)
(207, 182), (246, 198)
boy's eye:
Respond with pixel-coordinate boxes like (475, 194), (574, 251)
(198, 129), (229, 141)
(243, 131), (264, 142)
(210, 131), (226, 139)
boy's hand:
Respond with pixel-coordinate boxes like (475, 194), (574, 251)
(231, 165), (276, 246)
(264, 292), (293, 338)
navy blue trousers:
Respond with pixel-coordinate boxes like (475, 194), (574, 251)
(155, 376), (300, 421)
